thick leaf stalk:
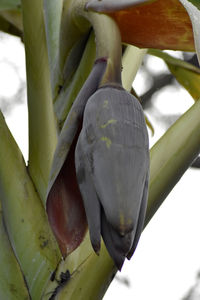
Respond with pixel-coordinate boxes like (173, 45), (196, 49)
(21, 0), (58, 203)
(0, 112), (61, 300)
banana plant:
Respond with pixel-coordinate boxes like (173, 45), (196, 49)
(0, 0), (200, 299)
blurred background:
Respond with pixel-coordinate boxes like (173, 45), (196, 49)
(1, 31), (200, 300)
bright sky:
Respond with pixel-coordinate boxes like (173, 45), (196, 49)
(1, 32), (200, 300)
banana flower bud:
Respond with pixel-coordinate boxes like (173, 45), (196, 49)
(75, 84), (149, 270)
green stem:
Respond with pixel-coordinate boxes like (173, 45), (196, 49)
(88, 12), (122, 85)
(122, 45), (147, 91)
(73, 2), (122, 84)
(21, 0), (58, 203)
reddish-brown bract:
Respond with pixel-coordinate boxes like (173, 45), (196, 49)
(46, 137), (87, 257)
(108, 0), (194, 51)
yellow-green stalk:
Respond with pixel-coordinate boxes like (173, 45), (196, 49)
(122, 45), (147, 91)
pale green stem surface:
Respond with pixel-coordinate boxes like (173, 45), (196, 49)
(0, 209), (30, 300)
(21, 0), (58, 203)
(81, 11), (122, 84)
(122, 45), (147, 91)
(0, 112), (61, 299)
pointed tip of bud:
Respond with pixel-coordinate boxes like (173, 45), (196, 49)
(91, 239), (101, 255)
(115, 255), (125, 271)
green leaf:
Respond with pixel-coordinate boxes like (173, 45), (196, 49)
(0, 0), (20, 11)
(179, 0), (200, 63)
(149, 49), (200, 101)
(167, 63), (200, 100)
